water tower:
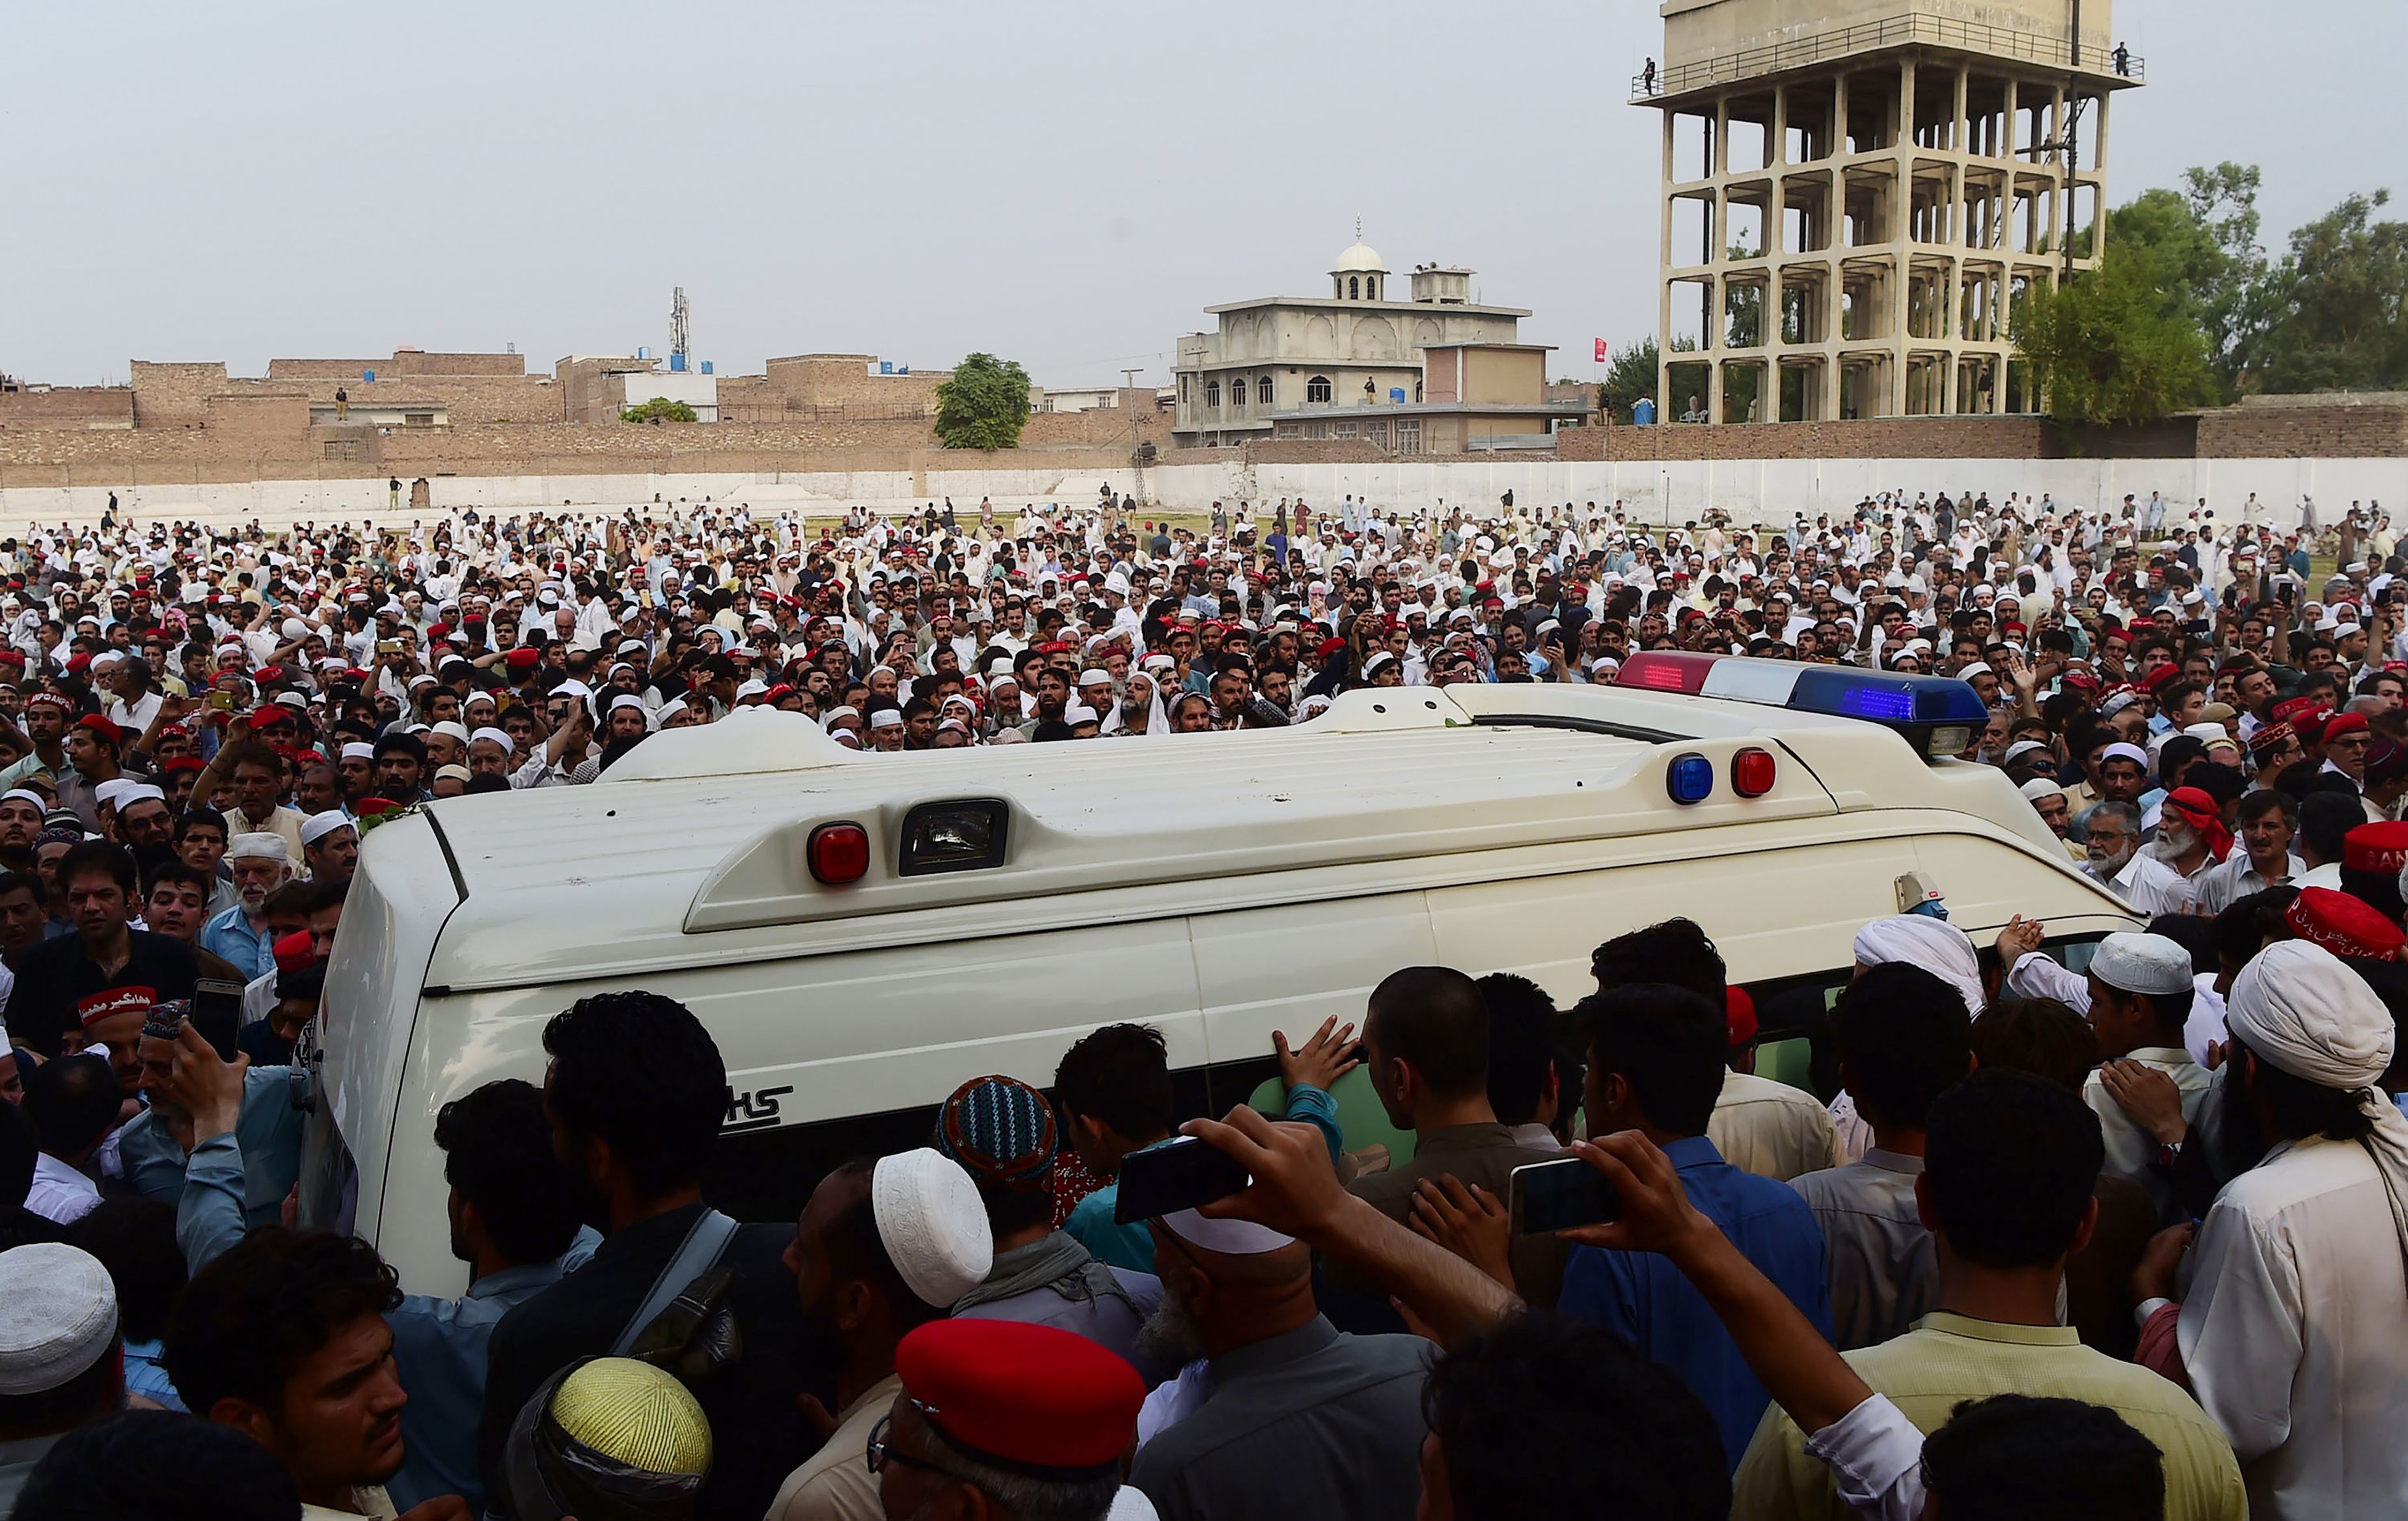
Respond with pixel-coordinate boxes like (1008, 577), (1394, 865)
(1632, 0), (2142, 422)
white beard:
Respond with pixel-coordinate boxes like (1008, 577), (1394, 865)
(2088, 842), (2136, 879)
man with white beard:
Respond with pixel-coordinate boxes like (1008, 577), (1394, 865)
(2081, 801), (2191, 914)
(2149, 787), (2230, 900)
(198, 833), (290, 981)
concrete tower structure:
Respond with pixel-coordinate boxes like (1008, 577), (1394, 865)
(1634, 1), (2142, 424)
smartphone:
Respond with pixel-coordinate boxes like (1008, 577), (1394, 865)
(1510, 1155), (1621, 1235)
(205, 691), (236, 711)
(1114, 1136), (1252, 1224)
(191, 978), (247, 1061)
(377, 639), (404, 655)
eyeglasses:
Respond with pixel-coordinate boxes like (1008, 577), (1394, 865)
(866, 1412), (968, 1483)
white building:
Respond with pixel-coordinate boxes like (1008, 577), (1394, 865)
(1171, 233), (1537, 449)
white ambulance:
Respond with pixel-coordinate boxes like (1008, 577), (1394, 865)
(300, 654), (2139, 1291)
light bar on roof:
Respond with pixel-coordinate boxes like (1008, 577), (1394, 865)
(1614, 653), (1986, 761)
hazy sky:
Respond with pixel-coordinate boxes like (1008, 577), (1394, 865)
(6, 0), (2400, 390)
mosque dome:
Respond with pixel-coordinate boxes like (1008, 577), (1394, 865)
(1332, 239), (1388, 274)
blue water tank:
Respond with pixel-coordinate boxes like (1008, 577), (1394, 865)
(361, 369), (376, 383)
(638, 346), (650, 361)
(1389, 387), (1406, 402)
(879, 361), (894, 374)
(700, 361), (713, 375)
(669, 353), (686, 372)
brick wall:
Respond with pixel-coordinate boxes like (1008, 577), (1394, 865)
(381, 351), (527, 377)
(0, 387), (134, 430)
(128, 362), (230, 428)
(2200, 402), (2408, 459)
(1555, 415), (2053, 461)
(762, 355), (950, 417)
(200, 392), (310, 441)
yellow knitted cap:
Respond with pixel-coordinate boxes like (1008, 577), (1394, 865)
(547, 1358), (713, 1476)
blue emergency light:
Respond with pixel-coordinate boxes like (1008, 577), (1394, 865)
(1615, 654), (1987, 761)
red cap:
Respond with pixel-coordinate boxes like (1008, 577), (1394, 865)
(504, 648), (540, 669)
(271, 930), (317, 974)
(159, 755), (204, 774)
(2324, 712), (2370, 740)
(2137, 663), (2179, 693)
(2270, 696), (2327, 726)
(0, 650), (25, 669)
(74, 713), (122, 745)
(1725, 985), (1758, 1049)
(78, 985), (155, 1029)
(254, 664), (286, 684)
(893, 1319), (1142, 1475)
(2343, 821), (2408, 875)
(1315, 636), (1347, 659)
(2284, 886), (2407, 959)
(245, 707), (292, 731)
(62, 654), (90, 676)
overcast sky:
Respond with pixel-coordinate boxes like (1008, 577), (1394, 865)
(5, 0), (2400, 390)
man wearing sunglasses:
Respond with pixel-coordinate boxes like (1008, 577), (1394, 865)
(867, 1319), (1143, 1521)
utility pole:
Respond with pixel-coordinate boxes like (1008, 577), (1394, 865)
(1122, 367), (1145, 508)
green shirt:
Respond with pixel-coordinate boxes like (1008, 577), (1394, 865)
(1731, 1311), (2248, 1521)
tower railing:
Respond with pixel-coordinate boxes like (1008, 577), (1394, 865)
(1630, 12), (2143, 102)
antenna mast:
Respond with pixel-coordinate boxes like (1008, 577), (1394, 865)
(670, 287), (691, 368)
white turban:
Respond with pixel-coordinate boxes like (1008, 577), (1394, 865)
(2226, 940), (2395, 1089)
(1854, 914), (1986, 1017)
(2226, 939), (2408, 1273)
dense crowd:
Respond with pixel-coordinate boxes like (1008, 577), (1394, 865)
(0, 486), (2394, 1520)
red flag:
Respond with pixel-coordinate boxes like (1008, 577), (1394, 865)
(1593, 338), (1610, 364)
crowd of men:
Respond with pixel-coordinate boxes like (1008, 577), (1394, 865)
(0, 484), (2391, 1518)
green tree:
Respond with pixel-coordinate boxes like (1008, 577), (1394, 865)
(2247, 189), (2408, 394)
(1597, 336), (1660, 421)
(933, 353), (1032, 450)
(620, 396), (698, 424)
(2013, 241), (2219, 426)
(2101, 164), (2267, 396)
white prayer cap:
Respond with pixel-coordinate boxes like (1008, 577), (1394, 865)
(340, 742), (376, 762)
(986, 657), (1016, 678)
(609, 695), (646, 716)
(2227, 940), (2396, 1088)
(821, 706), (859, 728)
(431, 720), (471, 743)
(2019, 778), (2066, 802)
(1079, 668), (1113, 687)
(225, 832), (287, 862)
(831, 729), (862, 748)
(299, 810), (354, 848)
(1958, 662), (1993, 681)
(870, 1149), (994, 1309)
(469, 726), (515, 752)
(1158, 1209), (1294, 1256)
(1852, 914), (1984, 1017)
(549, 679), (594, 701)
(92, 778), (140, 810)
(868, 708), (903, 730)
(115, 785), (164, 807)
(89, 650), (124, 670)
(0, 790), (47, 811)
(1063, 702), (1100, 725)
(2100, 741), (2150, 768)
(0, 1244), (118, 1395)
(2182, 722), (2228, 745)
(2003, 740), (2050, 765)
(2089, 932), (2196, 998)
(1361, 652), (1398, 678)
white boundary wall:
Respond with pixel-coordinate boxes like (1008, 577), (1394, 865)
(1151, 456), (2408, 531)
(2, 456), (2398, 531)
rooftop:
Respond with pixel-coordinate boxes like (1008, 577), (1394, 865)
(1632, 10), (2146, 103)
